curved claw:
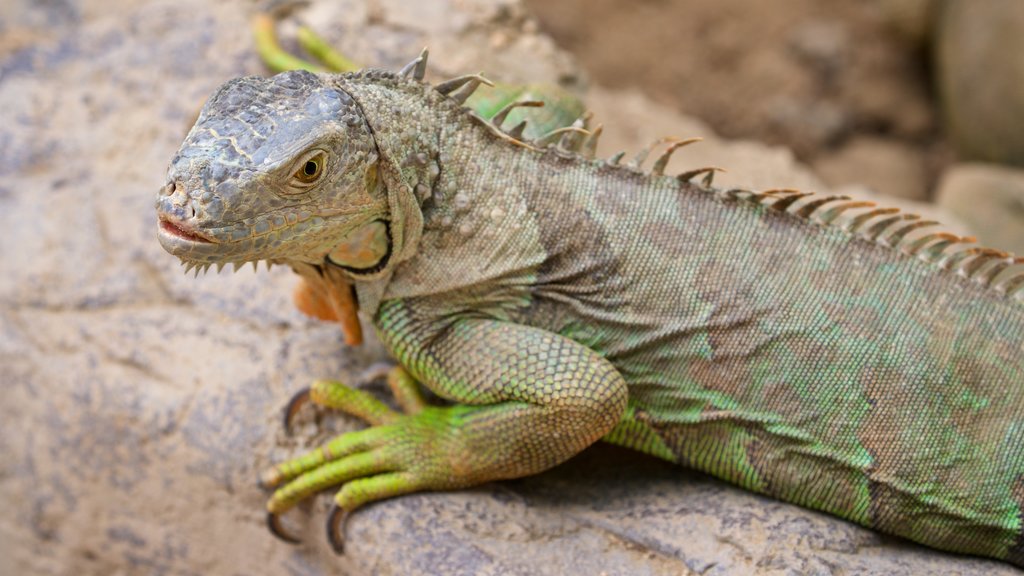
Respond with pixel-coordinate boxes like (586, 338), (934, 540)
(326, 504), (349, 554)
(283, 387), (313, 435)
(267, 512), (302, 545)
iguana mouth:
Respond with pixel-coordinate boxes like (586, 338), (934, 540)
(159, 217), (214, 244)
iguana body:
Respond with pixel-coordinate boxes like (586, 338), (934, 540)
(157, 60), (1024, 566)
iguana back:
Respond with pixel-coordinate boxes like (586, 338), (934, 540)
(380, 127), (1024, 561)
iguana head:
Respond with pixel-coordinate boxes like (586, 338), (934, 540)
(157, 70), (393, 273)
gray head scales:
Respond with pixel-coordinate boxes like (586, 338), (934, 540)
(156, 70), (388, 272)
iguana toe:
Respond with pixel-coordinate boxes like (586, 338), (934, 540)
(282, 386), (313, 435)
(326, 505), (348, 554)
(266, 511), (301, 545)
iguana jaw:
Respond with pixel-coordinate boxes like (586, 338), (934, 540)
(156, 200), (389, 270)
(158, 216), (214, 244)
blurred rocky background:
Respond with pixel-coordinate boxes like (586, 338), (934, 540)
(1, 1), (1022, 575)
(525, 0), (1024, 253)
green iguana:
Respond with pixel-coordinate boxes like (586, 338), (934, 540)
(156, 46), (1024, 567)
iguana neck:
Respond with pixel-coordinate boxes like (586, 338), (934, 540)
(328, 72), (457, 278)
(326, 71), (479, 312)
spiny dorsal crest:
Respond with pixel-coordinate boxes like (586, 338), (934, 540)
(724, 187), (1024, 300)
(407, 51), (1024, 302)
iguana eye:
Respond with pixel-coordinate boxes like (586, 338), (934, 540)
(292, 152), (326, 185)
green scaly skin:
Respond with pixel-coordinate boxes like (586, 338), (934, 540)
(156, 51), (1024, 565)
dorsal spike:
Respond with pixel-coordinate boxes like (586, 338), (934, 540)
(794, 195), (850, 219)
(768, 192), (814, 212)
(575, 111), (594, 131)
(491, 100), (544, 129)
(399, 48), (429, 80)
(865, 213), (917, 241)
(977, 254), (1017, 285)
(995, 258), (1024, 294)
(676, 166), (725, 186)
(535, 126), (591, 148)
(651, 137), (703, 176)
(506, 121), (528, 140)
(903, 232), (964, 257)
(559, 132), (580, 152)
(940, 246), (984, 273)
(448, 78), (489, 104)
(702, 170), (719, 188)
(959, 248), (1008, 278)
(1002, 274), (1024, 297)
(923, 236), (971, 261)
(435, 73), (494, 103)
(628, 137), (676, 170)
(216, 262), (226, 273)
(883, 219), (940, 247)
(847, 207), (900, 234)
(560, 116), (592, 152)
(817, 201), (875, 225)
(608, 151), (626, 165)
(581, 124), (603, 158)
(757, 188), (802, 201)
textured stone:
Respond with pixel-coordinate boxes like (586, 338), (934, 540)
(813, 135), (929, 201)
(523, 0), (937, 161)
(873, 0), (936, 46)
(936, 162), (1024, 254)
(0, 1), (1015, 575)
(936, 0), (1024, 166)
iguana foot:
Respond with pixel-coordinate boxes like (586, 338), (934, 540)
(266, 509), (302, 544)
(262, 368), (434, 548)
(326, 505), (348, 553)
(276, 365), (425, 436)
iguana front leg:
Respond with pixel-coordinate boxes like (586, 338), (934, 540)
(259, 299), (628, 551)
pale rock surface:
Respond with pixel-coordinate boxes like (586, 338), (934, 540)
(936, 0), (1024, 166)
(873, 0), (936, 46)
(936, 163), (1024, 255)
(0, 1), (1011, 575)
(813, 135), (928, 201)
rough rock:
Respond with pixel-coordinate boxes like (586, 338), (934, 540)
(936, 163), (1024, 254)
(0, 1), (1015, 575)
(586, 87), (826, 193)
(813, 135), (929, 201)
(935, 0), (1024, 166)
(873, 0), (936, 46)
(524, 0), (937, 162)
